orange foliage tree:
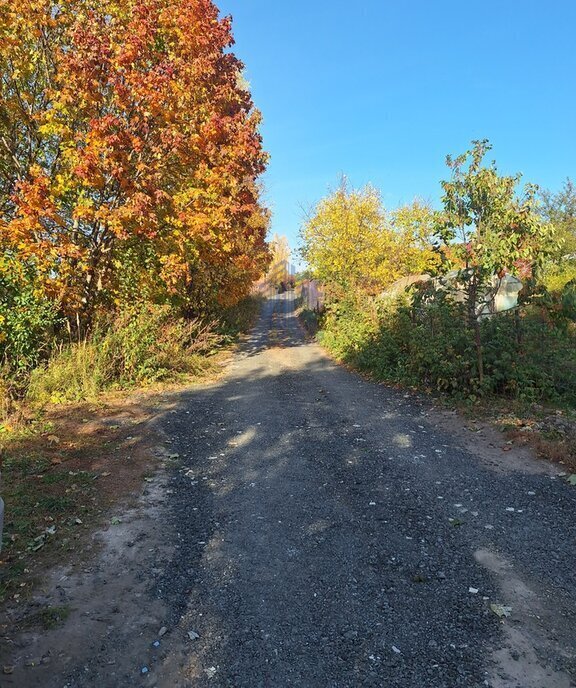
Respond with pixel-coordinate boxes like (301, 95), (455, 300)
(0, 0), (270, 321)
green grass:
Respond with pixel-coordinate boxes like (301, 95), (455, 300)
(0, 450), (98, 603)
(26, 305), (220, 406)
(22, 605), (72, 630)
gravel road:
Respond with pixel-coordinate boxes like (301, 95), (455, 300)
(8, 293), (576, 687)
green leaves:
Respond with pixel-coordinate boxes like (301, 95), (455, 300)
(436, 140), (555, 283)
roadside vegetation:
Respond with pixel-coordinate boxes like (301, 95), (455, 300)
(0, 0), (270, 420)
(300, 141), (576, 464)
(0, 0), (270, 604)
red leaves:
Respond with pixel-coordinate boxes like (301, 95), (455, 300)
(2, 0), (269, 315)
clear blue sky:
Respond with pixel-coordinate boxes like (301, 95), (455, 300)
(218, 0), (576, 260)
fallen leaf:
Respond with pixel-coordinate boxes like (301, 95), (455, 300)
(187, 630), (200, 640)
(566, 475), (576, 486)
(490, 603), (512, 618)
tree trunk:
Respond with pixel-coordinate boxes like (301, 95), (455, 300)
(467, 274), (484, 388)
(473, 317), (484, 387)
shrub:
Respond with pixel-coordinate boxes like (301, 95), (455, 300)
(318, 289), (576, 404)
(0, 254), (60, 379)
(219, 296), (263, 337)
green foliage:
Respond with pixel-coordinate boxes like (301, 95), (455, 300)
(540, 178), (576, 258)
(26, 305), (220, 404)
(218, 296), (264, 338)
(309, 141), (575, 406)
(541, 257), (576, 293)
(0, 253), (60, 377)
(319, 290), (576, 404)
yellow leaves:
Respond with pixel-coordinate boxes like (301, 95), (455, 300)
(302, 182), (440, 295)
(1, 0), (269, 317)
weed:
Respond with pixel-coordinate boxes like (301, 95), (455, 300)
(26, 305), (220, 405)
(22, 605), (71, 630)
(318, 292), (576, 405)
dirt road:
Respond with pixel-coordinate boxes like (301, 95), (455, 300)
(5, 293), (576, 687)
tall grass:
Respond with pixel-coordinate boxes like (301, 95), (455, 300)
(26, 305), (222, 405)
(0, 296), (264, 417)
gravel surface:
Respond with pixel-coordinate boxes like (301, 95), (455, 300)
(7, 293), (576, 687)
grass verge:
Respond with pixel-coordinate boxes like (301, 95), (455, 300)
(0, 297), (263, 606)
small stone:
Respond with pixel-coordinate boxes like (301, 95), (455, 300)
(141, 666), (149, 674)
(158, 626), (168, 637)
(2, 666), (15, 675)
(391, 645), (401, 654)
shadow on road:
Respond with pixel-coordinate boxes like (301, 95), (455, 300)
(147, 295), (576, 687)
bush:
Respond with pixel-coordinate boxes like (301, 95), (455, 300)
(219, 296), (263, 337)
(318, 289), (576, 404)
(541, 258), (576, 294)
(0, 254), (60, 379)
(27, 305), (221, 404)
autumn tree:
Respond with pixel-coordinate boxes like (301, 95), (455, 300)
(540, 178), (576, 257)
(390, 200), (441, 277)
(266, 234), (293, 290)
(0, 0), (270, 323)
(300, 180), (438, 297)
(435, 140), (556, 384)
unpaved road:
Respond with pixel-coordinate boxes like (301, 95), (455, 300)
(4, 293), (576, 687)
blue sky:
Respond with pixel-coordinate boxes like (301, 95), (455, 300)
(218, 0), (576, 261)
